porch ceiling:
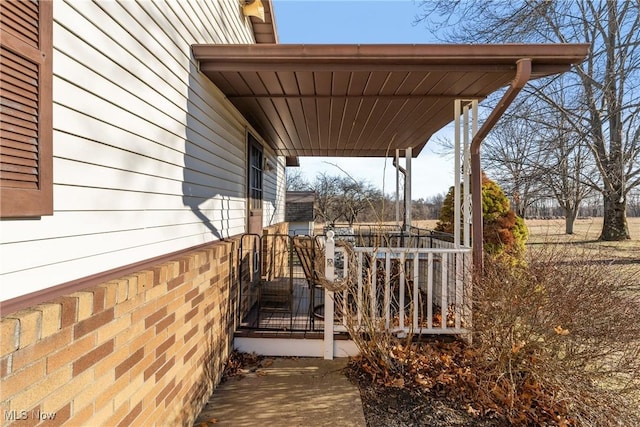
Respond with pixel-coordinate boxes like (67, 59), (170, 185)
(192, 44), (589, 157)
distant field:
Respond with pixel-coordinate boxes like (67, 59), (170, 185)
(525, 217), (640, 262)
(413, 217), (640, 251)
(324, 218), (640, 259)
(413, 217), (640, 277)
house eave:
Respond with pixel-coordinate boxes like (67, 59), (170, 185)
(192, 43), (588, 158)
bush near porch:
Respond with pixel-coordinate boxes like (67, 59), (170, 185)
(346, 212), (640, 426)
(435, 173), (528, 257)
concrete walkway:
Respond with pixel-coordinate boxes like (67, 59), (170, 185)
(193, 357), (366, 427)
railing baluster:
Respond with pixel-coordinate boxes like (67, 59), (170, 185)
(441, 252), (448, 330)
(357, 252), (363, 327)
(413, 254), (419, 330)
(399, 252), (405, 329)
(427, 253), (433, 329)
(464, 251), (472, 335)
(341, 247), (349, 328)
(385, 253), (391, 329)
(371, 250), (377, 324)
(455, 251), (462, 330)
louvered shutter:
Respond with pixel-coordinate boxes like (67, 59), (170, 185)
(0, 0), (52, 217)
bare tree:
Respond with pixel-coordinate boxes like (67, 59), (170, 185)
(628, 188), (640, 217)
(339, 179), (381, 226)
(312, 172), (343, 225)
(285, 168), (310, 191)
(495, 87), (595, 233)
(310, 172), (382, 226)
(483, 103), (547, 218)
(417, 0), (640, 240)
(535, 95), (595, 233)
(480, 95), (593, 233)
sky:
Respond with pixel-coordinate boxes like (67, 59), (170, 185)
(271, 0), (456, 199)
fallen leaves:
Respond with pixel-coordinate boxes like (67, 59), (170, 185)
(382, 376), (406, 388)
(554, 325), (570, 335)
(351, 340), (576, 426)
(511, 340), (526, 354)
(221, 351), (269, 382)
(415, 373), (433, 388)
(466, 404), (480, 416)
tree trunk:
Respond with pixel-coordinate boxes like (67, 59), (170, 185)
(601, 190), (630, 240)
(564, 207), (578, 235)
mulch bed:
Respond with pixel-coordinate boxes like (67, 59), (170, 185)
(344, 361), (502, 427)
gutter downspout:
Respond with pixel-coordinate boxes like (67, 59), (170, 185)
(471, 58), (531, 273)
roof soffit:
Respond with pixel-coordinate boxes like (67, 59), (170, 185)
(193, 43), (589, 157)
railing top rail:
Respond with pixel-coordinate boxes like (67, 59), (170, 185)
(319, 226), (455, 241)
(346, 246), (472, 254)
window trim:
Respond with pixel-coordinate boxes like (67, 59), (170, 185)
(0, 0), (53, 218)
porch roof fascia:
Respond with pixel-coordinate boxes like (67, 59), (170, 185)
(193, 43), (588, 73)
(192, 43), (589, 158)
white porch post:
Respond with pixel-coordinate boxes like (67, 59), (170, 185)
(324, 231), (335, 360)
(405, 147), (412, 231)
(467, 101), (478, 248)
(467, 99), (478, 246)
(455, 100), (478, 250)
(454, 100), (462, 248)
(465, 101), (479, 342)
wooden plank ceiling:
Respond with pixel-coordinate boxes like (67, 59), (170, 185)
(192, 44), (589, 157)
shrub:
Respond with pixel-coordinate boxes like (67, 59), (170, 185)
(347, 245), (640, 426)
(435, 173), (528, 257)
(467, 246), (640, 425)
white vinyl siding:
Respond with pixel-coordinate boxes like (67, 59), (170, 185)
(0, 0), (285, 301)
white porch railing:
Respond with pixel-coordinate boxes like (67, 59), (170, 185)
(323, 231), (472, 359)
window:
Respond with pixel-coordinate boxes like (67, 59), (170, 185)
(0, 0), (53, 217)
(247, 133), (263, 235)
(249, 135), (263, 210)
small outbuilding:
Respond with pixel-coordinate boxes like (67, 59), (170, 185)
(286, 191), (316, 236)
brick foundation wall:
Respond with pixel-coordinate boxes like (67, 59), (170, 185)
(0, 224), (286, 426)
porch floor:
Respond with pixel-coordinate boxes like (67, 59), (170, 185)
(239, 274), (325, 332)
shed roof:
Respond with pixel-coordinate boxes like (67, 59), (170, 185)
(193, 43), (588, 158)
(286, 191), (316, 203)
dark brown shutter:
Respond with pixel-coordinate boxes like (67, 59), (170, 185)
(0, 0), (53, 217)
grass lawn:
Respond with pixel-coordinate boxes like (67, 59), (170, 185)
(414, 217), (640, 258)
(525, 217), (640, 282)
(525, 217), (640, 259)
